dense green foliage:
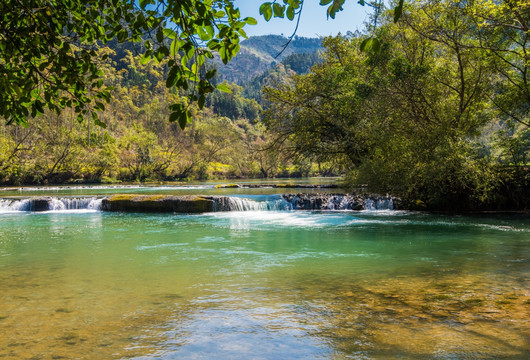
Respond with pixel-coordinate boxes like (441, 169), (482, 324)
(264, 0), (529, 210)
(281, 52), (322, 74)
(0, 0), (255, 128)
(0, 43), (332, 185)
(0, 0), (375, 128)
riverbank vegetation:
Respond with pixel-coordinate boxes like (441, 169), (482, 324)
(0, 43), (330, 184)
(264, 0), (529, 210)
(1, 0), (528, 211)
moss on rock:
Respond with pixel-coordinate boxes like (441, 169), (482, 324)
(101, 195), (215, 213)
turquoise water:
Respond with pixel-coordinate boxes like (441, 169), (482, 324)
(0, 178), (342, 197)
(0, 196), (528, 358)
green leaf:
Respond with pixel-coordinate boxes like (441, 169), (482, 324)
(163, 28), (177, 39)
(259, 3), (273, 21)
(286, 6), (295, 20)
(170, 39), (180, 57)
(206, 68), (217, 79)
(191, 63), (198, 75)
(95, 119), (107, 128)
(394, 0), (405, 23)
(198, 95), (205, 109)
(198, 27), (209, 41)
(320, 0), (333, 5)
(169, 111), (179, 123)
(182, 110), (191, 129)
(238, 28), (248, 39)
(327, 0), (345, 19)
(273, 3), (285, 18)
(178, 112), (187, 129)
(34, 100), (44, 114)
(360, 37), (381, 53)
(217, 83), (232, 93)
(166, 66), (179, 88)
(139, 0), (151, 10)
(245, 17), (257, 25)
(140, 54), (151, 65)
(117, 29), (128, 42)
(156, 27), (164, 42)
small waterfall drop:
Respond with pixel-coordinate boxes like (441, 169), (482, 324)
(281, 194), (394, 211)
(0, 198), (34, 212)
(212, 194), (396, 212)
(0, 197), (103, 212)
(213, 196), (291, 211)
(48, 198), (103, 211)
(364, 197), (394, 210)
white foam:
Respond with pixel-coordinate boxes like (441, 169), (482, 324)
(203, 211), (353, 230)
(0, 197), (103, 213)
(0, 198), (33, 212)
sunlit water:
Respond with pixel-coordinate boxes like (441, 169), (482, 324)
(0, 178), (342, 198)
(0, 200), (528, 358)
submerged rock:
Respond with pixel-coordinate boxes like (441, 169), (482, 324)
(101, 195), (219, 213)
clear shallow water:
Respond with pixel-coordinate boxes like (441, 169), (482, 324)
(0, 178), (342, 197)
(0, 209), (529, 359)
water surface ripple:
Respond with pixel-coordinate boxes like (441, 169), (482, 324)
(0, 207), (528, 359)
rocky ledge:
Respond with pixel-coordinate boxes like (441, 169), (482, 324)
(100, 195), (223, 213)
(1, 193), (399, 213)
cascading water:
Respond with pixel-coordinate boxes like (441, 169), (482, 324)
(213, 196), (292, 211)
(1, 194), (396, 213)
(212, 194), (396, 212)
(48, 198), (103, 211)
(365, 197), (394, 211)
(280, 194), (395, 211)
(0, 197), (103, 212)
(0, 198), (34, 212)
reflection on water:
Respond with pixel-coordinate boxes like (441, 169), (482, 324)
(0, 211), (528, 359)
(0, 178), (342, 197)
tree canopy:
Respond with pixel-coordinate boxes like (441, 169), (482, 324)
(0, 0), (256, 129)
(0, 0), (405, 129)
(263, 0), (529, 210)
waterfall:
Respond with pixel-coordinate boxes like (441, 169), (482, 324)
(48, 198), (103, 210)
(0, 197), (103, 212)
(280, 194), (394, 211)
(364, 197), (394, 211)
(0, 198), (34, 212)
(213, 196), (292, 211)
(1, 194), (396, 213)
(211, 194), (396, 212)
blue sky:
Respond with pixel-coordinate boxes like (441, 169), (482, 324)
(234, 1), (373, 38)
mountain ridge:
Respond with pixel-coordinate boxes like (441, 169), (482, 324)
(215, 34), (322, 84)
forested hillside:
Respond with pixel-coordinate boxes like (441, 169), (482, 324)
(0, 37), (331, 185)
(214, 35), (322, 84)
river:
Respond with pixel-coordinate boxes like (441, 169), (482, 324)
(0, 183), (528, 359)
